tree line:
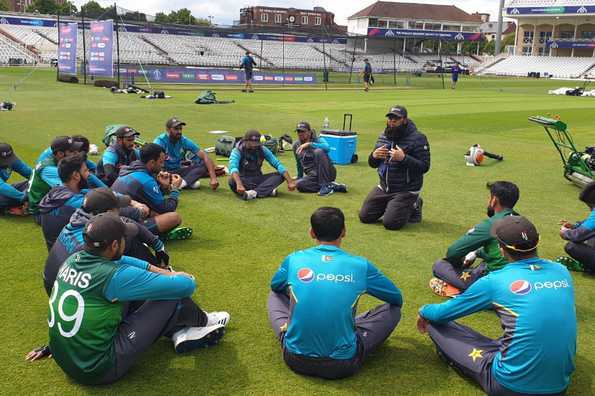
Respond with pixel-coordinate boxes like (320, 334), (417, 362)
(0, 1), (211, 26)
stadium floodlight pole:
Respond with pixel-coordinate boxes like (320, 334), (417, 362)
(393, 37), (397, 85)
(320, 23), (329, 91)
(82, 8), (87, 84)
(56, 11), (60, 82)
(282, 30), (285, 88)
(114, 3), (121, 87)
(438, 39), (445, 89)
(322, 37), (328, 91)
(349, 35), (357, 84)
(495, 0), (505, 55)
(259, 38), (263, 69)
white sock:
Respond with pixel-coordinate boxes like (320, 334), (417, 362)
(179, 179), (188, 189)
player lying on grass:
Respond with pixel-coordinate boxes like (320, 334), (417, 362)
(0, 142), (31, 215)
(268, 207), (402, 379)
(229, 129), (296, 200)
(418, 216), (576, 396)
(112, 143), (192, 240)
(430, 181), (520, 296)
(558, 181), (595, 274)
(292, 121), (347, 197)
(154, 117), (225, 190)
(28, 213), (230, 385)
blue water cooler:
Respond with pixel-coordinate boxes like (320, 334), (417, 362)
(320, 114), (358, 165)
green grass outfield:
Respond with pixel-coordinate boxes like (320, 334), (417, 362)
(1, 67), (594, 395)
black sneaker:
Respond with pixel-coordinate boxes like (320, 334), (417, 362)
(331, 182), (348, 193)
(319, 184), (334, 197)
(409, 197), (423, 223)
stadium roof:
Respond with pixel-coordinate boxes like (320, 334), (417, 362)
(506, 1), (595, 7)
(348, 1), (483, 23)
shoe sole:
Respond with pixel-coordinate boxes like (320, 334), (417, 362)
(175, 327), (226, 354)
(167, 228), (193, 241)
(555, 256), (584, 272)
(429, 277), (460, 298)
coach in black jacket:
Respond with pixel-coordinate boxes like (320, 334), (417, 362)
(359, 105), (430, 230)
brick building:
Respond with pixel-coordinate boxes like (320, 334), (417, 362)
(239, 6), (344, 32)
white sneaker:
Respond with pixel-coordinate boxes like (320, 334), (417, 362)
(190, 180), (201, 189)
(206, 311), (230, 327)
(270, 188), (278, 197)
(172, 324), (225, 353)
(242, 190), (257, 200)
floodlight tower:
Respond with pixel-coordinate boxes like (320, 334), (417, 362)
(495, 0), (506, 55)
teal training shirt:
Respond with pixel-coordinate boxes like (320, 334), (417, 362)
(271, 245), (402, 360)
(153, 133), (200, 171)
(420, 258), (576, 394)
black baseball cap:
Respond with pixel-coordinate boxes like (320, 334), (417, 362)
(83, 187), (131, 214)
(115, 125), (140, 138)
(386, 105), (408, 119)
(51, 136), (84, 154)
(84, 212), (138, 248)
(491, 215), (539, 253)
(0, 143), (17, 167)
(296, 121), (311, 132)
(166, 117), (186, 129)
(244, 129), (262, 143)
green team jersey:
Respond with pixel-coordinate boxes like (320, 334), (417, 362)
(445, 208), (515, 272)
(48, 251), (122, 384)
(28, 157), (56, 214)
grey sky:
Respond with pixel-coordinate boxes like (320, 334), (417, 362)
(72, 1), (503, 25)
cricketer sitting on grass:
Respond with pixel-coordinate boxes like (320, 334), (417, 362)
(96, 125), (141, 186)
(30, 188), (173, 359)
(0, 142), (32, 214)
(292, 121), (347, 197)
(229, 129), (296, 200)
(38, 154), (91, 251)
(32, 213), (229, 384)
(111, 143), (187, 237)
(359, 105), (430, 230)
(559, 181), (595, 274)
(154, 117), (224, 191)
(268, 207), (402, 379)
(432, 181), (520, 294)
(418, 216), (576, 396)
(28, 136), (85, 219)
(42, 187), (170, 296)
(37, 135), (106, 189)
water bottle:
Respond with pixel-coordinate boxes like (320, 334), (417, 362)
(323, 116), (330, 129)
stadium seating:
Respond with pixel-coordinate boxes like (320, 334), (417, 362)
(1, 22), (594, 79)
(1, 25), (57, 62)
(479, 56), (595, 79)
(0, 34), (38, 64)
